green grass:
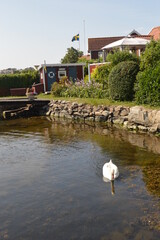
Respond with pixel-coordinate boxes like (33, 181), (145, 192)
(38, 93), (160, 109)
(37, 93), (136, 107)
(0, 93), (160, 110)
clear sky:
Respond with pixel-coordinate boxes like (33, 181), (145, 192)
(0, 0), (159, 70)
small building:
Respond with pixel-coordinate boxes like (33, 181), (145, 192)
(39, 63), (85, 92)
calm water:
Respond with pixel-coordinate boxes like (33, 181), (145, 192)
(0, 117), (160, 240)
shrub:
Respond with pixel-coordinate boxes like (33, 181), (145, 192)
(135, 64), (160, 105)
(140, 40), (160, 70)
(0, 71), (39, 89)
(135, 40), (160, 106)
(51, 82), (67, 97)
(106, 49), (139, 67)
(108, 61), (139, 101)
(52, 80), (109, 99)
(91, 64), (110, 88)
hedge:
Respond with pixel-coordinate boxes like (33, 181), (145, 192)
(0, 71), (39, 92)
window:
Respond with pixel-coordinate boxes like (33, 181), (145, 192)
(58, 70), (66, 79)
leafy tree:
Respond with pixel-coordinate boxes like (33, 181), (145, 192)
(106, 49), (139, 67)
(61, 47), (83, 63)
(108, 61), (139, 101)
(135, 40), (160, 106)
(135, 64), (160, 105)
(91, 64), (110, 88)
(139, 39), (160, 70)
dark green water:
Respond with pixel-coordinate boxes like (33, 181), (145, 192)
(0, 117), (160, 240)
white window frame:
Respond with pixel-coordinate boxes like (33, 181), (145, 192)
(58, 70), (66, 79)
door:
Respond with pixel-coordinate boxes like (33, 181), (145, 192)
(47, 67), (57, 91)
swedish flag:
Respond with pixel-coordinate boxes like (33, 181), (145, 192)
(72, 34), (79, 42)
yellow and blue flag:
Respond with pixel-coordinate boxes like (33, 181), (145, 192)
(72, 34), (79, 42)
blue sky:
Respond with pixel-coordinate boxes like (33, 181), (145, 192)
(0, 0), (160, 69)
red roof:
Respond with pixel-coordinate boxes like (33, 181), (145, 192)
(88, 36), (124, 51)
(88, 35), (151, 51)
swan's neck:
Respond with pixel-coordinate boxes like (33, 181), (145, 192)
(111, 169), (115, 180)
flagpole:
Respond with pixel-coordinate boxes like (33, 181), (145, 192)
(79, 33), (80, 50)
(83, 20), (86, 55)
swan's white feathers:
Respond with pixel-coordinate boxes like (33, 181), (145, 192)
(102, 159), (119, 180)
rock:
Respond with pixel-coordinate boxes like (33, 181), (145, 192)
(137, 125), (148, 132)
(73, 112), (81, 116)
(46, 109), (52, 116)
(61, 100), (66, 104)
(148, 110), (157, 124)
(127, 123), (137, 130)
(85, 116), (94, 122)
(155, 110), (160, 124)
(128, 106), (150, 126)
(95, 111), (102, 116)
(102, 110), (109, 117)
(149, 124), (159, 133)
(123, 121), (129, 128)
(95, 116), (107, 122)
(71, 102), (78, 108)
(54, 112), (59, 117)
(113, 118), (125, 124)
(120, 108), (130, 116)
(59, 110), (68, 118)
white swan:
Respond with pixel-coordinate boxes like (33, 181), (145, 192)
(102, 159), (119, 181)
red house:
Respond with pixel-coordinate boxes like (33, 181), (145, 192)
(39, 63), (85, 92)
(88, 30), (151, 60)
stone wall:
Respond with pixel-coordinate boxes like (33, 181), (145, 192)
(46, 100), (160, 134)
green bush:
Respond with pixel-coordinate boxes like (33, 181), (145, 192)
(140, 40), (160, 70)
(62, 83), (109, 99)
(135, 40), (160, 106)
(0, 71), (39, 89)
(108, 61), (139, 101)
(51, 80), (109, 99)
(135, 64), (160, 105)
(106, 49), (139, 67)
(91, 64), (110, 88)
(51, 82), (67, 97)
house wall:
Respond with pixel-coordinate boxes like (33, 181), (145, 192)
(91, 51), (99, 59)
(77, 66), (83, 80)
(40, 65), (84, 91)
(149, 27), (160, 40)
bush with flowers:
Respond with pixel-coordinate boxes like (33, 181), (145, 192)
(51, 78), (109, 99)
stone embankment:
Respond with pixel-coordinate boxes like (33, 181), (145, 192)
(46, 100), (160, 134)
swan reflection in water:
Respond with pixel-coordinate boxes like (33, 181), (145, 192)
(102, 160), (119, 195)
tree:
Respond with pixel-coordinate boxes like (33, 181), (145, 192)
(135, 40), (160, 106)
(61, 47), (83, 63)
(108, 61), (139, 101)
(139, 39), (160, 70)
(106, 49), (139, 67)
(135, 64), (160, 105)
(91, 64), (110, 88)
